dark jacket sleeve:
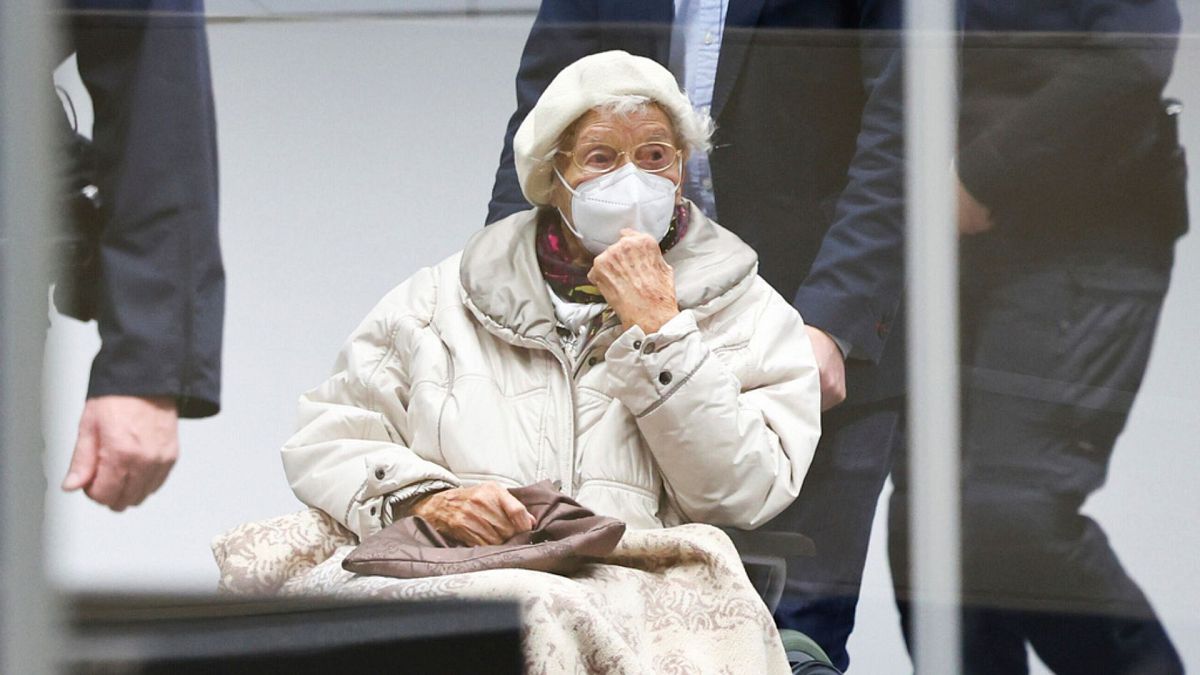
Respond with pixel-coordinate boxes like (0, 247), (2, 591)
(486, 0), (602, 225)
(70, 0), (224, 418)
(956, 0), (1181, 209)
(792, 0), (905, 363)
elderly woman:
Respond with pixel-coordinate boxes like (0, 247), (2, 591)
(281, 51), (821, 549)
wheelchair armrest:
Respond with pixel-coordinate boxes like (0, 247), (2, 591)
(720, 528), (816, 559)
(720, 528), (816, 613)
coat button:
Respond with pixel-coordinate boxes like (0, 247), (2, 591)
(374, 468), (386, 480)
(643, 342), (656, 354)
(369, 506), (377, 516)
(659, 371), (673, 385)
(587, 357), (598, 367)
(632, 340), (642, 350)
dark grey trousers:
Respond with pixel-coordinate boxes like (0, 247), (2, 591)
(890, 247), (1183, 675)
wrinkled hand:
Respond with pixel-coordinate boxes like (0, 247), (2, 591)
(588, 229), (680, 334)
(806, 326), (847, 411)
(62, 395), (179, 511)
(957, 178), (994, 235)
(410, 482), (536, 546)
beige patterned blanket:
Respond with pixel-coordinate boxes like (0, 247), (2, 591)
(212, 509), (789, 674)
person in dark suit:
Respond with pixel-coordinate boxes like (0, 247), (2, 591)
(887, 1), (1187, 672)
(487, 2), (904, 670)
(54, 0), (223, 512)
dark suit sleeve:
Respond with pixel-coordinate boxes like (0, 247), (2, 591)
(70, 0), (224, 418)
(486, 0), (602, 224)
(956, 0), (1181, 209)
(792, 0), (905, 363)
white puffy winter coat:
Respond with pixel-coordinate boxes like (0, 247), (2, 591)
(282, 204), (821, 539)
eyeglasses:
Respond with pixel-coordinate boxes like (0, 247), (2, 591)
(557, 141), (679, 175)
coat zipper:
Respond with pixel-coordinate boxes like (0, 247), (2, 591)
(538, 339), (578, 496)
(572, 316), (621, 379)
(549, 316), (621, 495)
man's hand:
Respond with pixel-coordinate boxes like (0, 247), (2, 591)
(806, 326), (847, 411)
(588, 229), (680, 334)
(410, 482), (537, 546)
(62, 395), (179, 511)
(957, 178), (994, 235)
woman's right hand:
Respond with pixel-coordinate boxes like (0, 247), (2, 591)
(409, 482), (537, 546)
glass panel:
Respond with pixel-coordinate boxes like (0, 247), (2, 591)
(0, 1), (1193, 672)
(948, 7), (1195, 673)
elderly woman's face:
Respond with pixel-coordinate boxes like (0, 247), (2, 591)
(552, 104), (685, 219)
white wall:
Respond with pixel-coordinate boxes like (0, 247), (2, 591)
(44, 8), (1200, 673)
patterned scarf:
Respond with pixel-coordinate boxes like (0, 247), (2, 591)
(536, 203), (690, 304)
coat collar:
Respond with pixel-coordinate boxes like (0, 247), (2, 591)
(459, 201), (758, 347)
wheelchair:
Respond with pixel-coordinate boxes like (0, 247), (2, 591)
(722, 528), (843, 675)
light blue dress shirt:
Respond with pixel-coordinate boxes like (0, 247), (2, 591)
(669, 0), (728, 221)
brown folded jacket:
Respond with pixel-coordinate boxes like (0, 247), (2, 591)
(342, 481), (626, 579)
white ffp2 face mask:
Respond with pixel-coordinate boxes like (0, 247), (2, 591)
(555, 162), (680, 255)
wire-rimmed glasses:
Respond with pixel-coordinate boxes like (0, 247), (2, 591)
(557, 141), (679, 175)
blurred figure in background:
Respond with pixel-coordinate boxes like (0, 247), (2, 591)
(888, 1), (1187, 673)
(54, 0), (223, 511)
(487, 3), (905, 670)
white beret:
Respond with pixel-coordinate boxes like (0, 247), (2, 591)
(513, 50), (701, 207)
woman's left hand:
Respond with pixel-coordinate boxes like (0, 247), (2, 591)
(588, 229), (680, 334)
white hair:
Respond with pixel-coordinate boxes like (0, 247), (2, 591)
(543, 93), (715, 163)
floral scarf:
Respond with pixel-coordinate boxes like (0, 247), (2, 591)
(535, 203), (690, 304)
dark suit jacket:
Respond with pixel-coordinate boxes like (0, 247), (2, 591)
(62, 0), (224, 418)
(488, 0), (905, 405)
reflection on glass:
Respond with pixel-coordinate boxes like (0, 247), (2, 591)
(5, 2), (1192, 674)
(893, 1), (1188, 673)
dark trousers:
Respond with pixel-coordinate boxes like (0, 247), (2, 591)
(889, 247), (1183, 675)
(771, 396), (905, 672)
